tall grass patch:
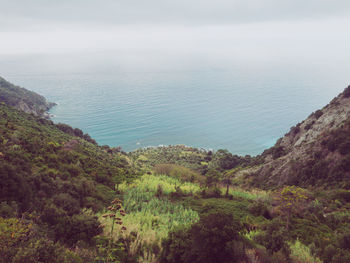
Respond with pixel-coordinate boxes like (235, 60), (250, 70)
(119, 173), (200, 195)
(100, 174), (199, 262)
(289, 239), (322, 263)
(222, 187), (270, 201)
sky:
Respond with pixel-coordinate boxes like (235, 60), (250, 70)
(0, 0), (350, 73)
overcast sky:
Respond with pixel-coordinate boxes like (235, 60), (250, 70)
(0, 0), (350, 73)
(1, 0), (350, 28)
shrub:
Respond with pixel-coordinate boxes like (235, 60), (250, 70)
(290, 125), (300, 135)
(73, 128), (84, 137)
(314, 110), (323, 119)
(305, 121), (315, 130)
(210, 149), (248, 171)
(0, 217), (32, 262)
(0, 217), (84, 263)
(205, 187), (222, 198)
(330, 189), (350, 203)
(12, 238), (82, 263)
(339, 141), (350, 155)
(289, 239), (322, 263)
(161, 213), (248, 263)
(154, 163), (203, 184)
(254, 219), (291, 257)
(0, 201), (18, 218)
(95, 184), (116, 203)
(343, 85), (350, 98)
(160, 226), (191, 263)
(53, 193), (80, 216)
(57, 213), (101, 246)
(248, 201), (270, 218)
(0, 162), (32, 210)
(56, 123), (74, 135)
(273, 146), (285, 159)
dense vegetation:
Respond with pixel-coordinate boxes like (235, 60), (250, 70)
(0, 104), (137, 262)
(100, 174), (200, 262)
(127, 144), (350, 262)
(130, 146), (254, 175)
(1, 78), (350, 262)
(0, 77), (54, 116)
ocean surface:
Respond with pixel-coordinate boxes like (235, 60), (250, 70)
(5, 67), (348, 155)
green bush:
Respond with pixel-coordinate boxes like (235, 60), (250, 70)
(53, 193), (80, 216)
(0, 201), (18, 218)
(154, 163), (204, 184)
(161, 213), (249, 263)
(203, 187), (222, 198)
(0, 217), (84, 263)
(254, 219), (290, 257)
(248, 201), (270, 218)
(12, 238), (82, 263)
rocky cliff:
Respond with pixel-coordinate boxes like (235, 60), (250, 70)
(0, 76), (55, 118)
(250, 85), (350, 189)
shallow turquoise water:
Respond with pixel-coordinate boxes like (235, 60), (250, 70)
(5, 67), (347, 155)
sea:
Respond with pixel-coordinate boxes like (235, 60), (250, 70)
(3, 64), (349, 156)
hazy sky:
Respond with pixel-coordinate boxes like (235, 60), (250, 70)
(1, 0), (350, 28)
(0, 1), (350, 73)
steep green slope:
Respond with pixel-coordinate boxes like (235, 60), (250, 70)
(0, 104), (137, 262)
(0, 76), (55, 117)
(2, 77), (350, 262)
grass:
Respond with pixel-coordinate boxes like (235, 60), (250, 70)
(100, 174), (277, 263)
(99, 174), (199, 263)
(222, 187), (270, 201)
(244, 230), (262, 241)
(289, 239), (322, 263)
(119, 173), (200, 195)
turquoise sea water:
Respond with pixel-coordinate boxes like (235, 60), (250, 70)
(5, 66), (348, 155)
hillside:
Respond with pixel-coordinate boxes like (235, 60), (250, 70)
(243, 85), (350, 189)
(1, 78), (350, 263)
(0, 103), (137, 262)
(0, 76), (55, 117)
(129, 145), (254, 176)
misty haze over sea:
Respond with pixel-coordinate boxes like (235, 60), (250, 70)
(1, 1), (350, 155)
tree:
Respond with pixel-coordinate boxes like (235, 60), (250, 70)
(210, 149), (242, 171)
(161, 213), (248, 263)
(275, 186), (308, 230)
(222, 176), (232, 197)
(205, 169), (220, 188)
(221, 167), (241, 197)
(254, 218), (290, 258)
(189, 213), (247, 263)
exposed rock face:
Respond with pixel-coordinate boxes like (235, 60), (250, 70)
(17, 99), (55, 118)
(0, 76), (56, 118)
(252, 86), (350, 188)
